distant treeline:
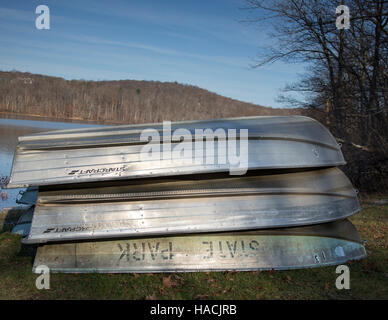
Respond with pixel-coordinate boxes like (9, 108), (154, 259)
(0, 71), (304, 124)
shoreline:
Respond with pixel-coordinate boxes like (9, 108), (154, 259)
(0, 112), (126, 126)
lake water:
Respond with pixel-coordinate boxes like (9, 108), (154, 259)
(0, 118), (103, 210)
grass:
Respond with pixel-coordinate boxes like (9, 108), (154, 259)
(0, 203), (387, 300)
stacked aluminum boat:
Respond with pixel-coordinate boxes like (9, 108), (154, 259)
(7, 116), (366, 273)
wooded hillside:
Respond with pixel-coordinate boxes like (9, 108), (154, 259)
(0, 71), (304, 124)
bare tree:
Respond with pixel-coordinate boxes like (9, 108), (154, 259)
(245, 0), (388, 192)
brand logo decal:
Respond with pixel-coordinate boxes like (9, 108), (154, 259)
(68, 166), (125, 175)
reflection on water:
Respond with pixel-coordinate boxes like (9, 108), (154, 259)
(0, 118), (103, 210)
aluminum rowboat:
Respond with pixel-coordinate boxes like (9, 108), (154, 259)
(32, 219), (366, 273)
(7, 116), (345, 188)
(22, 168), (360, 244)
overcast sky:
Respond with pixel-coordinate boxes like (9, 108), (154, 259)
(0, 0), (305, 107)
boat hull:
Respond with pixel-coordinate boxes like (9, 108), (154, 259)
(7, 116), (344, 188)
(32, 219), (366, 273)
(22, 168), (360, 244)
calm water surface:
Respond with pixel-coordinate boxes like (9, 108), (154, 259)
(0, 118), (103, 210)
